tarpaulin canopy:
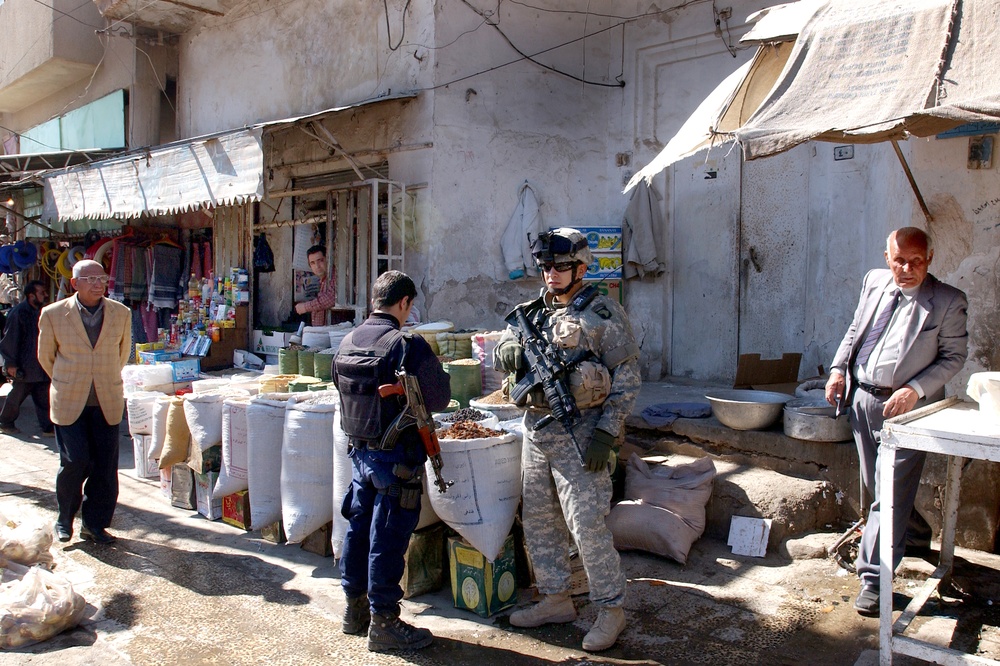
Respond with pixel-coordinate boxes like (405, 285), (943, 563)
(627, 0), (1000, 190)
(40, 92), (417, 222)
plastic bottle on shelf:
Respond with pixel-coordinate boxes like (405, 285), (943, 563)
(188, 273), (199, 299)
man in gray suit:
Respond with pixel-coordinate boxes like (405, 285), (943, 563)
(825, 226), (968, 616)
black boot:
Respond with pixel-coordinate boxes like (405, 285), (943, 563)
(342, 595), (370, 635)
(367, 610), (433, 651)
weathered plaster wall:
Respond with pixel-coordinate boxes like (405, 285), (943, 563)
(178, 0), (432, 135)
(424, 0), (652, 365)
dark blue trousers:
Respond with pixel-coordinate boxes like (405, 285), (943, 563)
(55, 406), (120, 531)
(339, 447), (421, 615)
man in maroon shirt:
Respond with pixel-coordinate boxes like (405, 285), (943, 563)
(294, 245), (336, 326)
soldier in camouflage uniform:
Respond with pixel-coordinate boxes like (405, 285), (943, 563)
(494, 228), (640, 652)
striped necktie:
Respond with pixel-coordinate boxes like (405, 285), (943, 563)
(855, 289), (902, 368)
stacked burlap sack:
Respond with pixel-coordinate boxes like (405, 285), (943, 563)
(607, 453), (716, 564)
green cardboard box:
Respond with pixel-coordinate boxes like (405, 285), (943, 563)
(448, 534), (517, 617)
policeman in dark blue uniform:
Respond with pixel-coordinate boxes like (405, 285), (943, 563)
(332, 270), (451, 652)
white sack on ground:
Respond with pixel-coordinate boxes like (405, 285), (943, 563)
(183, 391), (227, 451)
(330, 406), (351, 558)
(213, 397), (252, 499)
(246, 393), (295, 529)
(147, 395), (172, 461)
(281, 391), (337, 543)
(126, 391), (165, 436)
(425, 429), (520, 562)
(607, 453), (716, 564)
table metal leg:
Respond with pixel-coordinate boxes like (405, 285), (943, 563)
(880, 445), (896, 665)
(940, 455), (963, 573)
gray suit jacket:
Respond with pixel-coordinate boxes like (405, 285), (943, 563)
(830, 269), (968, 412)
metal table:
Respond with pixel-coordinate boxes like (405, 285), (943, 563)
(879, 396), (1000, 665)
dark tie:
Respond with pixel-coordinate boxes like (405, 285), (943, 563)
(855, 290), (902, 368)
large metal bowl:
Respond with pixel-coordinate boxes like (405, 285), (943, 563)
(705, 389), (792, 430)
(783, 398), (853, 442)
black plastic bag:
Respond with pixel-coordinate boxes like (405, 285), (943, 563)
(253, 233), (275, 273)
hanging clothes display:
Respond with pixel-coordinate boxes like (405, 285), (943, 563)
(621, 180), (666, 280)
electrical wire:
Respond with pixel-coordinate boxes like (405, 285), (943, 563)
(383, 0), (413, 51)
(459, 0), (624, 88)
(29, 0), (103, 28)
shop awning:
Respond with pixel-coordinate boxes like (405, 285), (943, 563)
(41, 92), (417, 222)
(627, 0), (1000, 189)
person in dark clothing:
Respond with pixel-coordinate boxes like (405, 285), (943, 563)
(332, 270), (451, 652)
(0, 280), (52, 435)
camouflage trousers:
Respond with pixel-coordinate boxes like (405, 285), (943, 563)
(521, 410), (626, 607)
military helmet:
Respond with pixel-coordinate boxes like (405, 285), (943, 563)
(530, 228), (593, 266)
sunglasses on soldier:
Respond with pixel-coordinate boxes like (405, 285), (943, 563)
(536, 261), (577, 273)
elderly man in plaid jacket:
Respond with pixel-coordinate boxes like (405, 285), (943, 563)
(38, 259), (131, 545)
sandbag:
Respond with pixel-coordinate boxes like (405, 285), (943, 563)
(213, 397), (252, 499)
(158, 397), (191, 469)
(246, 393), (295, 529)
(281, 391), (338, 543)
(147, 395), (172, 462)
(183, 392), (226, 451)
(607, 454), (716, 564)
(425, 428), (520, 562)
(126, 391), (164, 436)
(0, 560), (87, 649)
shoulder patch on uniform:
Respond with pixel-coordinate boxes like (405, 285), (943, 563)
(593, 304), (613, 319)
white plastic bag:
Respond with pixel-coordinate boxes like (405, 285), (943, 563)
(425, 429), (521, 562)
(0, 561), (86, 649)
(281, 392), (338, 543)
(0, 510), (53, 568)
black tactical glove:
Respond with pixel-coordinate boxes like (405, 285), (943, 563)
(495, 341), (524, 374)
(584, 428), (617, 473)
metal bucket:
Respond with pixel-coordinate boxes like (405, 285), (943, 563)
(783, 399), (852, 442)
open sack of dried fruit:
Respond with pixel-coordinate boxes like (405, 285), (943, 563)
(1, 559), (86, 649)
(425, 420), (520, 562)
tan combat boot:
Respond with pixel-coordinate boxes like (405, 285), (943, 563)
(508, 592), (577, 628)
(582, 606), (626, 652)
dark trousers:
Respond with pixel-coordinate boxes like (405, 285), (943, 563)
(55, 406), (121, 531)
(340, 448), (421, 615)
(0, 380), (52, 431)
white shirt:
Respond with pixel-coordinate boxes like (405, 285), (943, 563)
(854, 282), (925, 398)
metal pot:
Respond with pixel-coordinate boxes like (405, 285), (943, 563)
(705, 389), (792, 431)
(783, 398), (853, 442)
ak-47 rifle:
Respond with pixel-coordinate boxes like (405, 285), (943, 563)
(506, 305), (590, 439)
(378, 370), (452, 493)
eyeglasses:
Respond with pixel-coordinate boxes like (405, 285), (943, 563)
(537, 261), (577, 273)
(76, 275), (109, 285)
